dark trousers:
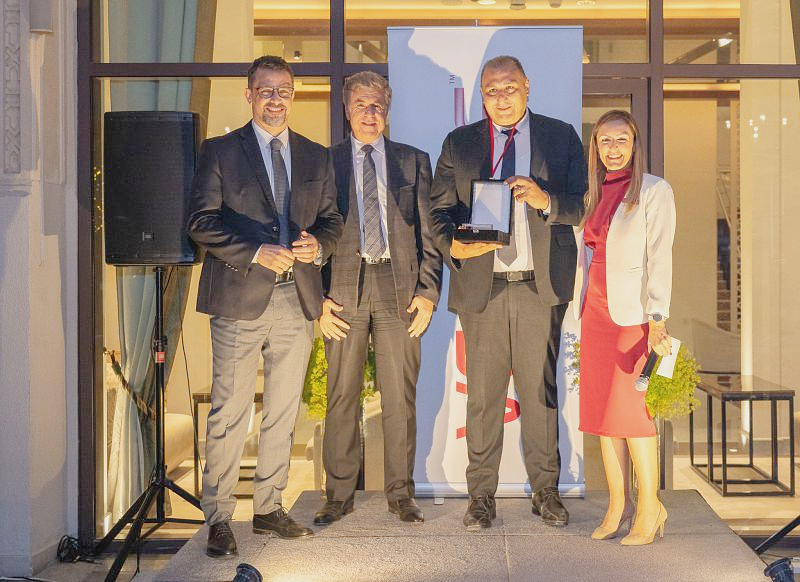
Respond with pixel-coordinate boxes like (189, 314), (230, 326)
(323, 262), (420, 502)
(459, 277), (567, 496)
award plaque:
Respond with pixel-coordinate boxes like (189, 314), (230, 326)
(454, 179), (512, 244)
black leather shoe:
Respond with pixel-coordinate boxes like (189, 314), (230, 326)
(313, 498), (354, 525)
(532, 486), (569, 527)
(463, 494), (496, 532)
(253, 507), (313, 538)
(206, 521), (237, 558)
(388, 497), (424, 523)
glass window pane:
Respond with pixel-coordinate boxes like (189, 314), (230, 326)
(665, 0), (800, 64)
(345, 0), (648, 64)
(95, 1), (330, 63)
(665, 78), (800, 504)
(93, 76), (330, 539)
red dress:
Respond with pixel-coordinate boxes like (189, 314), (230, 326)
(578, 167), (656, 438)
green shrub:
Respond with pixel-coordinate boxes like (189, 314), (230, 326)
(302, 337), (377, 420)
(644, 343), (701, 420)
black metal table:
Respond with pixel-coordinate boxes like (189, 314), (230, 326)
(690, 374), (795, 496)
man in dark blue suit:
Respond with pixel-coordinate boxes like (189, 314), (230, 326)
(430, 55), (586, 531)
(188, 55), (342, 557)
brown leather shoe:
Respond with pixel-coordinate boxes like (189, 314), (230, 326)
(532, 486), (569, 527)
(253, 507), (313, 538)
(206, 521), (237, 558)
(463, 494), (496, 532)
(313, 498), (354, 525)
(388, 497), (424, 523)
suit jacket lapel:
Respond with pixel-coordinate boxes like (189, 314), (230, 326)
(528, 111), (547, 179)
(384, 138), (405, 229)
(289, 130), (306, 225)
(333, 140), (361, 246)
(239, 121), (277, 214)
(475, 119), (493, 181)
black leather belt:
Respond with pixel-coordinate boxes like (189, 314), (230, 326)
(274, 270), (295, 284)
(493, 270), (534, 282)
(362, 257), (391, 265)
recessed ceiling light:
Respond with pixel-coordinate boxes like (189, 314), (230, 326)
(576, 0), (596, 6)
(472, 0), (497, 5)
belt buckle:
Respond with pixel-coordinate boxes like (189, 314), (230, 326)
(506, 271), (523, 282)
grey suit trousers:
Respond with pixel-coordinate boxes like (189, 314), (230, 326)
(323, 262), (420, 502)
(202, 282), (313, 524)
(459, 277), (567, 496)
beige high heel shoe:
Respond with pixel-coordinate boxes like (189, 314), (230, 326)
(620, 504), (668, 546)
(591, 506), (635, 541)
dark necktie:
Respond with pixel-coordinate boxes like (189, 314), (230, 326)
(270, 138), (290, 247)
(361, 144), (387, 259)
(498, 128), (517, 266)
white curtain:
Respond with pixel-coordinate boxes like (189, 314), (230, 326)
(105, 0), (199, 522)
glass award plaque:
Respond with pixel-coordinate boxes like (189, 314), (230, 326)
(454, 179), (512, 244)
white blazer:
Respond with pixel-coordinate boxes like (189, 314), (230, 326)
(573, 173), (676, 326)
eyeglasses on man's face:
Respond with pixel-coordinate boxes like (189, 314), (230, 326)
(253, 86), (294, 100)
(483, 85), (522, 98)
(351, 102), (386, 115)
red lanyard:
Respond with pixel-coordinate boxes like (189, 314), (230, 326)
(489, 121), (517, 177)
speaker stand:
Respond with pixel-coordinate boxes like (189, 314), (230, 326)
(93, 266), (204, 582)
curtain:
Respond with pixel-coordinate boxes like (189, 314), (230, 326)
(105, 0), (200, 521)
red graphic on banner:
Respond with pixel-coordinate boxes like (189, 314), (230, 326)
(454, 330), (520, 439)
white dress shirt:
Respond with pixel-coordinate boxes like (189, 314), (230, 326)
(251, 121), (293, 264)
(252, 120), (292, 193)
(352, 134), (391, 260)
(491, 112), (534, 273)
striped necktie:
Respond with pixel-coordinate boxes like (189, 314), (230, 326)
(270, 138), (290, 247)
(361, 144), (387, 259)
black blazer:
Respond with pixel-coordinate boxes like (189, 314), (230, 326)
(187, 121), (343, 321)
(430, 111), (587, 313)
(325, 137), (442, 322)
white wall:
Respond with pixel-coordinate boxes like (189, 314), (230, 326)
(0, 0), (77, 575)
(663, 100), (719, 344)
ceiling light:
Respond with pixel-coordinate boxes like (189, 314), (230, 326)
(548, 0), (561, 6)
(511, 0), (526, 9)
(576, 0), (596, 6)
(472, 0), (497, 5)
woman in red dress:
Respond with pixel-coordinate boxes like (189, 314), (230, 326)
(576, 110), (676, 545)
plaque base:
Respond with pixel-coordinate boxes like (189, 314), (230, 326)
(454, 225), (510, 245)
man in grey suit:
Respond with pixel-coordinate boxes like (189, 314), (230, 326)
(429, 56), (586, 531)
(188, 55), (342, 557)
(313, 72), (442, 525)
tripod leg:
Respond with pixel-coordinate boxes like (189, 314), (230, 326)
(165, 478), (203, 511)
(92, 487), (149, 556)
(104, 483), (160, 582)
(755, 514), (800, 555)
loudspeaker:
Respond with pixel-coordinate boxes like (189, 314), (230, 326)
(104, 111), (201, 265)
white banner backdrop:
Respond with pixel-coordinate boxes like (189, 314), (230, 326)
(388, 26), (585, 497)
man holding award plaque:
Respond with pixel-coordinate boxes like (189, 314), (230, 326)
(429, 55), (586, 531)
